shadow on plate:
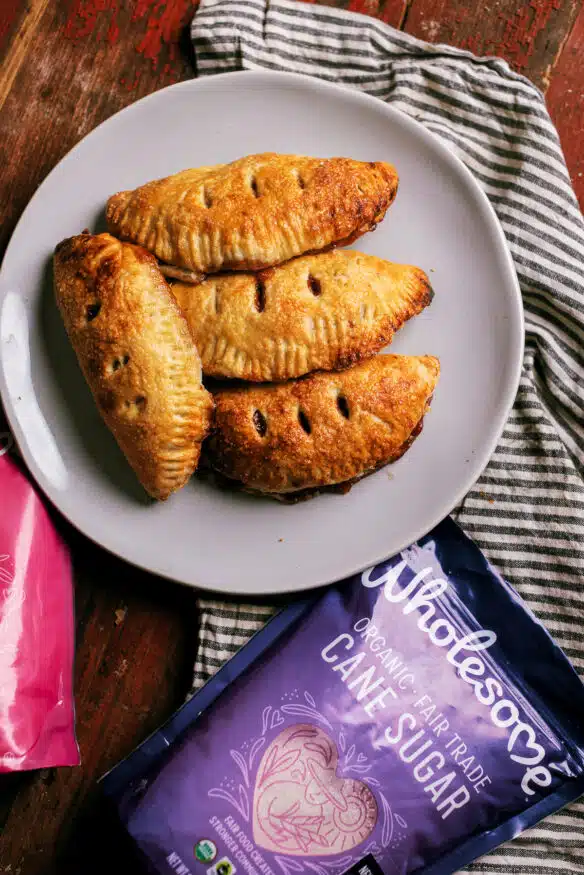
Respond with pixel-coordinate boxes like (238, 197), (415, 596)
(39, 253), (150, 505)
(93, 205), (108, 234)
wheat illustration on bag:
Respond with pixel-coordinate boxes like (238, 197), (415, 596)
(0, 556), (13, 586)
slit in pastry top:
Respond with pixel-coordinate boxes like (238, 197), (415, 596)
(206, 354), (440, 496)
(53, 232), (213, 501)
(172, 250), (433, 382)
(106, 153), (398, 275)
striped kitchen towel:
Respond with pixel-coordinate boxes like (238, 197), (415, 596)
(190, 0), (584, 871)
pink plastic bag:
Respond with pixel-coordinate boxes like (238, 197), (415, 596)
(0, 429), (79, 771)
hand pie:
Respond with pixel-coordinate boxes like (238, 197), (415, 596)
(106, 153), (398, 275)
(171, 251), (433, 381)
(206, 355), (439, 498)
(53, 233), (213, 501)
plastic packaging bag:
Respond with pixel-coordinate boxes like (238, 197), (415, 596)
(0, 429), (78, 771)
(103, 518), (584, 875)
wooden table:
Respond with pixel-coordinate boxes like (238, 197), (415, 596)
(0, 1), (582, 872)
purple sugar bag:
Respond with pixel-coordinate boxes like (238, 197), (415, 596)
(102, 519), (584, 875)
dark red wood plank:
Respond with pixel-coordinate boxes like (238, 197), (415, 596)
(0, 0), (197, 258)
(0, 0), (23, 58)
(401, 0), (580, 90)
(546, 4), (584, 209)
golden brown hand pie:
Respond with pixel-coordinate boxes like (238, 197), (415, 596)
(206, 355), (439, 498)
(53, 232), (213, 501)
(106, 153), (398, 275)
(171, 251), (433, 381)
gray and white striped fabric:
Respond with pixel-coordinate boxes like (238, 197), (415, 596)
(190, 1), (584, 870)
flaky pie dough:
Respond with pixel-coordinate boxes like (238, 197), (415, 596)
(53, 232), (213, 500)
(106, 153), (398, 274)
(172, 251), (433, 381)
(206, 354), (440, 495)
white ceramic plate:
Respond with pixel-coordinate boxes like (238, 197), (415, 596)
(0, 71), (523, 596)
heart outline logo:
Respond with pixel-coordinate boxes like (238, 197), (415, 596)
(252, 724), (378, 856)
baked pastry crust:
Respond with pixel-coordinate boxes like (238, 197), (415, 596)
(106, 153), (398, 274)
(206, 355), (439, 495)
(53, 232), (213, 500)
(172, 251), (433, 381)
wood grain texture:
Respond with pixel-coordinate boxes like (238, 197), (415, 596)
(546, 3), (584, 208)
(0, 0), (51, 115)
(0, 0), (25, 59)
(0, 0), (196, 257)
(402, 0), (580, 89)
(0, 0), (582, 871)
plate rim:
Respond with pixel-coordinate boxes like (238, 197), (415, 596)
(0, 69), (524, 595)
